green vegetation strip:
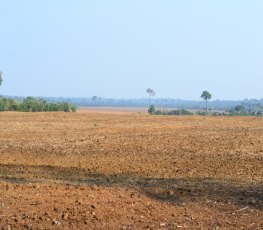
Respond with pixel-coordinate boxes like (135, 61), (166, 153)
(0, 97), (76, 112)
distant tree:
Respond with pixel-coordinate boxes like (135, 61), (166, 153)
(235, 105), (246, 113)
(0, 71), (3, 87)
(61, 102), (71, 112)
(0, 98), (17, 111)
(22, 97), (37, 112)
(235, 105), (245, 112)
(92, 96), (98, 104)
(47, 103), (60, 111)
(92, 96), (97, 100)
(201, 91), (212, 114)
(148, 105), (155, 114)
(146, 88), (156, 108)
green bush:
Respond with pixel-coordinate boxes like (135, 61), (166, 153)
(196, 111), (207, 116)
(148, 105), (155, 114)
(71, 105), (77, 112)
(149, 108), (194, 116)
(154, 110), (163, 115)
(167, 109), (193, 115)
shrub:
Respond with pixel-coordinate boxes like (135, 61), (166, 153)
(71, 105), (77, 112)
(148, 105), (155, 114)
(154, 110), (163, 115)
(167, 109), (193, 115)
(196, 111), (207, 116)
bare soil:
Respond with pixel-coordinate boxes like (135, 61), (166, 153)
(0, 111), (262, 229)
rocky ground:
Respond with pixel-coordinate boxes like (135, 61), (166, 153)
(0, 111), (262, 229)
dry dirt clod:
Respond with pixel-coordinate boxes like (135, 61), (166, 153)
(21, 213), (28, 219)
(75, 200), (82, 205)
(24, 226), (33, 230)
(62, 212), (69, 220)
(52, 219), (61, 226)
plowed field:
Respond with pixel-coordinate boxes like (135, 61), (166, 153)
(0, 110), (262, 229)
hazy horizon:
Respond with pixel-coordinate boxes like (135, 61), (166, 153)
(1, 1), (262, 100)
(3, 94), (263, 103)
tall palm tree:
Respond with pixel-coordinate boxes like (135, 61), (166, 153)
(201, 90), (212, 114)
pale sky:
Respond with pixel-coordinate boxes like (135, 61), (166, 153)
(0, 0), (262, 100)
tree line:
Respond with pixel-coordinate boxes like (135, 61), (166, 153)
(0, 97), (76, 112)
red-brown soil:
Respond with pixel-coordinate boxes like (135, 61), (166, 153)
(0, 111), (262, 229)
